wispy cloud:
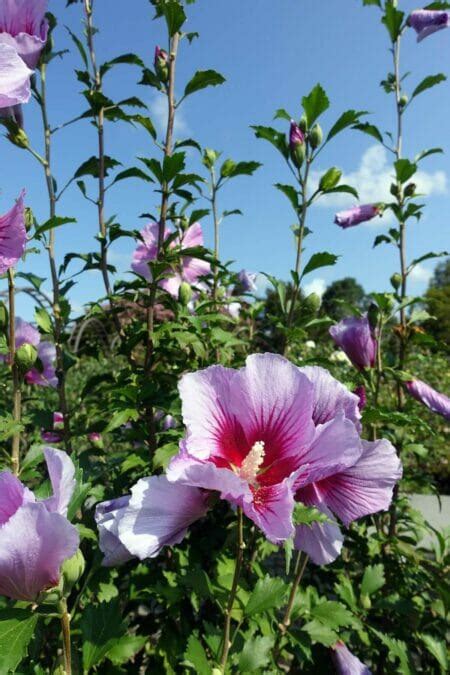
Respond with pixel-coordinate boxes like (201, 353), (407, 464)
(311, 145), (448, 224)
(409, 263), (433, 285)
(148, 95), (189, 138)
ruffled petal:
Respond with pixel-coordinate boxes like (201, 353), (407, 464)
(0, 471), (33, 524)
(244, 478), (295, 543)
(300, 365), (361, 429)
(0, 0), (48, 38)
(117, 476), (209, 560)
(0, 502), (79, 601)
(95, 496), (134, 567)
(0, 189), (27, 273)
(42, 447), (76, 517)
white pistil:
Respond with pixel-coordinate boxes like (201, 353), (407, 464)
(240, 440), (265, 484)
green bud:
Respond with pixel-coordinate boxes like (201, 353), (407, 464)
(390, 273), (402, 291)
(361, 594), (372, 610)
(390, 183), (400, 197)
(404, 182), (416, 197)
(399, 94), (408, 107)
(220, 158), (236, 178)
(211, 669), (223, 675)
(290, 142), (306, 169)
(15, 344), (38, 372)
(0, 302), (8, 331)
(7, 124), (29, 149)
(309, 123), (323, 149)
(304, 292), (321, 314)
(298, 114), (308, 133)
(61, 549), (85, 595)
(203, 148), (219, 169)
(367, 303), (379, 330)
(178, 281), (193, 306)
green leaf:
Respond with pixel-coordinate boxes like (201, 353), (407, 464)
(35, 307), (53, 334)
(183, 635), (210, 675)
(302, 619), (338, 646)
(81, 600), (127, 670)
(162, 152), (186, 182)
(415, 147), (443, 162)
(311, 601), (355, 630)
(293, 502), (331, 526)
(382, 2), (405, 42)
(140, 68), (162, 89)
(0, 609), (38, 672)
(327, 109), (368, 141)
(252, 125), (289, 159)
(394, 159), (417, 184)
(184, 70), (226, 98)
(319, 167), (342, 191)
(239, 636), (274, 672)
(302, 83), (330, 126)
(34, 216), (75, 238)
(363, 0), (381, 6)
(220, 160), (261, 179)
(74, 155), (121, 179)
(162, 0), (186, 35)
(411, 73), (446, 100)
(244, 576), (287, 616)
(106, 635), (147, 666)
(275, 183), (299, 210)
(324, 184), (359, 199)
(274, 107), (291, 121)
(360, 564), (385, 596)
(110, 167), (154, 186)
(66, 26), (89, 68)
(302, 252), (338, 277)
(371, 629), (411, 674)
(419, 634), (448, 672)
(129, 113), (157, 139)
(105, 408), (139, 432)
(353, 122), (383, 144)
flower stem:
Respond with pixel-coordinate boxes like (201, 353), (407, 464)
(7, 269), (21, 475)
(59, 599), (72, 675)
(219, 507), (245, 672)
(280, 550), (308, 634)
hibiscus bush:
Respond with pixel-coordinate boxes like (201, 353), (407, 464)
(0, 0), (449, 673)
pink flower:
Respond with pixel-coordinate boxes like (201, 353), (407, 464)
(131, 221), (211, 298)
(405, 379), (450, 420)
(25, 341), (57, 388)
(407, 9), (450, 42)
(0, 43), (32, 109)
(41, 412), (64, 444)
(329, 315), (377, 370)
(0, 448), (78, 601)
(354, 385), (367, 411)
(88, 432), (102, 443)
(335, 204), (381, 228)
(0, 191), (26, 273)
(289, 120), (305, 150)
(331, 641), (371, 674)
(237, 269), (257, 293)
(0, 0), (49, 69)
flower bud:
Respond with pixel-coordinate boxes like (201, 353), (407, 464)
(289, 121), (306, 168)
(154, 46), (169, 83)
(61, 549), (85, 595)
(304, 292), (321, 314)
(0, 302), (8, 331)
(203, 148), (219, 169)
(399, 94), (408, 107)
(15, 343), (38, 372)
(309, 123), (323, 149)
(360, 593), (372, 610)
(404, 182), (416, 197)
(178, 281), (193, 306)
(298, 114), (308, 133)
(7, 123), (29, 149)
(390, 273), (402, 291)
(390, 182), (401, 197)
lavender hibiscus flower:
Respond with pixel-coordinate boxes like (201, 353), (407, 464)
(0, 191), (26, 273)
(335, 204), (381, 228)
(407, 9), (450, 42)
(0, 43), (32, 110)
(131, 221), (211, 298)
(331, 641), (372, 674)
(329, 315), (377, 370)
(25, 341), (58, 388)
(405, 379), (450, 420)
(0, 447), (78, 601)
(0, 0), (49, 69)
(237, 269), (257, 293)
(96, 355), (400, 566)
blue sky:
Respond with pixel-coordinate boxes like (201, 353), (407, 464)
(2, 0), (450, 318)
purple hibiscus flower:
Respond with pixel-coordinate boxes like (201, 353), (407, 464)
(331, 641), (372, 674)
(0, 447), (79, 601)
(131, 221), (211, 299)
(237, 269), (258, 293)
(405, 379), (450, 420)
(0, 191), (26, 273)
(25, 340), (57, 388)
(0, 0), (49, 69)
(0, 43), (32, 111)
(407, 9), (450, 42)
(329, 315), (377, 370)
(334, 204), (381, 228)
(96, 355), (400, 566)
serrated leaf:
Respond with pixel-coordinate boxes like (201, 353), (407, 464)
(0, 609), (38, 672)
(302, 252), (338, 277)
(419, 634), (448, 672)
(244, 576), (287, 616)
(327, 109), (367, 141)
(81, 600), (127, 669)
(74, 155), (121, 179)
(412, 73), (446, 100)
(353, 122), (384, 143)
(311, 601), (355, 630)
(361, 564), (385, 596)
(183, 635), (210, 674)
(35, 307), (53, 334)
(415, 147), (443, 162)
(395, 158), (417, 184)
(105, 408), (139, 432)
(302, 83), (330, 125)
(106, 634), (147, 666)
(275, 183), (299, 210)
(252, 124), (289, 159)
(239, 636), (274, 672)
(34, 216), (75, 238)
(162, 0), (186, 35)
(302, 619), (338, 646)
(382, 2), (405, 42)
(184, 70), (225, 98)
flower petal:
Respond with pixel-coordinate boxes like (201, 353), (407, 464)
(0, 501), (78, 601)
(117, 475), (209, 560)
(0, 0), (48, 38)
(15, 317), (40, 348)
(244, 479), (295, 543)
(0, 189), (27, 273)
(300, 365), (361, 429)
(331, 641), (372, 674)
(0, 44), (31, 108)
(95, 496), (134, 567)
(42, 447), (76, 517)
(0, 471), (33, 524)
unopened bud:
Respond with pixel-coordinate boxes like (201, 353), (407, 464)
(361, 594), (371, 610)
(304, 292), (321, 314)
(178, 281), (193, 306)
(298, 114), (308, 133)
(399, 94), (408, 108)
(0, 302), (8, 331)
(154, 46), (169, 83)
(15, 343), (38, 372)
(390, 183), (401, 197)
(404, 182), (416, 197)
(7, 124), (29, 149)
(61, 549), (85, 595)
(289, 121), (306, 168)
(390, 273), (402, 291)
(203, 148), (219, 169)
(309, 123), (323, 149)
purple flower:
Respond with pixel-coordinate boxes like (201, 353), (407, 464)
(331, 642), (372, 674)
(293, 367), (401, 565)
(0, 43), (32, 109)
(0, 317), (39, 365)
(405, 379), (450, 420)
(0, 0), (49, 69)
(0, 447), (78, 601)
(329, 315), (377, 370)
(407, 9), (450, 42)
(237, 269), (257, 293)
(154, 45), (168, 69)
(88, 431), (102, 443)
(0, 191), (26, 273)
(95, 477), (209, 566)
(162, 414), (176, 431)
(335, 204), (381, 229)
(25, 341), (57, 388)
(131, 221), (211, 298)
(354, 385), (367, 411)
(41, 412), (64, 443)
(289, 120), (305, 151)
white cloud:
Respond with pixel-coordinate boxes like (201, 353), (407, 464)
(303, 277), (327, 298)
(311, 145), (448, 224)
(148, 95), (189, 137)
(409, 263), (433, 285)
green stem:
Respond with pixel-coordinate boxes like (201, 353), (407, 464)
(280, 550), (308, 634)
(59, 598), (72, 675)
(219, 507), (245, 672)
(7, 269), (21, 475)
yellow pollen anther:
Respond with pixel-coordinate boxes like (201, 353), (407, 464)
(240, 441), (265, 484)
